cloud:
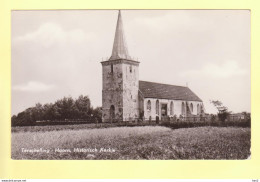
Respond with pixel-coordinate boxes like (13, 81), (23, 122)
(181, 60), (247, 78)
(132, 11), (211, 33)
(13, 81), (55, 92)
(133, 12), (190, 31)
(14, 22), (95, 48)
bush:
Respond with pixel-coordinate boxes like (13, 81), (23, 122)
(160, 119), (250, 129)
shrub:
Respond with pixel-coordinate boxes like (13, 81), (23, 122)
(160, 119), (250, 129)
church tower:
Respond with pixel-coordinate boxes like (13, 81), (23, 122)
(101, 10), (140, 122)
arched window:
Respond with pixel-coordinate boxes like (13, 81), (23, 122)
(181, 102), (185, 115)
(190, 103), (193, 113)
(110, 105), (115, 121)
(197, 104), (200, 114)
(147, 100), (151, 111)
(170, 101), (174, 115)
(156, 100), (159, 114)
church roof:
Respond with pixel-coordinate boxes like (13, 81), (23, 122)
(109, 10), (131, 61)
(139, 80), (202, 102)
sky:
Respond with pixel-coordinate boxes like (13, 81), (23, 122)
(11, 10), (251, 115)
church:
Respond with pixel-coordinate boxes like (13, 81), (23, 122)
(101, 11), (204, 122)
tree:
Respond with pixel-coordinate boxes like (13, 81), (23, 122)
(55, 96), (77, 120)
(210, 100), (231, 122)
(11, 115), (18, 126)
(75, 95), (91, 119)
(32, 103), (44, 121)
(43, 103), (60, 121)
(14, 107), (36, 126)
(91, 106), (102, 123)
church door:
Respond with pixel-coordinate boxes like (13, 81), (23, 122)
(110, 105), (115, 122)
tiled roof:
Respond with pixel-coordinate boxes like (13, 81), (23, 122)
(139, 80), (202, 102)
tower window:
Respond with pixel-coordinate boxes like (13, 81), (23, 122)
(111, 64), (113, 73)
(130, 65), (132, 73)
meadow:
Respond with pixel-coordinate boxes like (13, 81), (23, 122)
(11, 125), (251, 160)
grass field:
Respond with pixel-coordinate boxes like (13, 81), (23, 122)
(11, 125), (250, 160)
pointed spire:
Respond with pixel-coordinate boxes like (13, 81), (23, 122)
(109, 10), (131, 60)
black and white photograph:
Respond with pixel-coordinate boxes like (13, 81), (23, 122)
(11, 10), (251, 160)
